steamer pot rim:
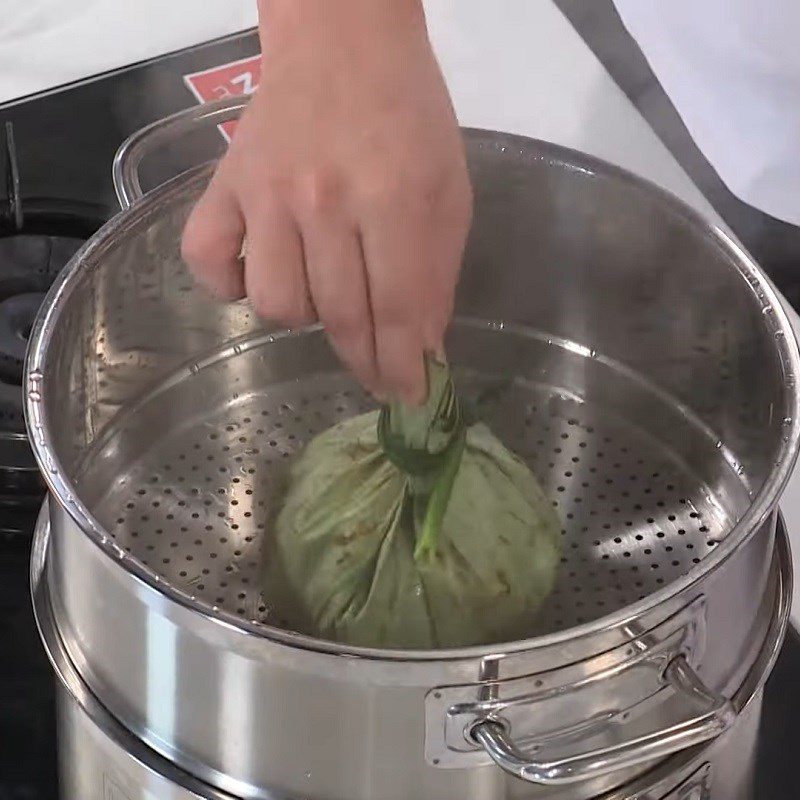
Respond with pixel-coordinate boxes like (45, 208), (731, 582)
(24, 130), (800, 662)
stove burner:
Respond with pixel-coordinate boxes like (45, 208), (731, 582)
(0, 232), (86, 506)
(0, 235), (83, 390)
(0, 293), (43, 380)
(0, 122), (106, 509)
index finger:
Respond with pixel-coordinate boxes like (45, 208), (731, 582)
(359, 214), (427, 405)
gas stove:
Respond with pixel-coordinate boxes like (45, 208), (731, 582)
(0, 125), (97, 508)
(1, 26), (799, 800)
(0, 30), (261, 522)
(0, 30), (261, 800)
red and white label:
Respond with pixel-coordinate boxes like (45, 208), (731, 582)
(183, 54), (263, 141)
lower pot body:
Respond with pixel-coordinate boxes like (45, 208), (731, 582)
(35, 512), (790, 800)
(40, 495), (782, 799)
(56, 676), (764, 800)
(58, 683), (232, 800)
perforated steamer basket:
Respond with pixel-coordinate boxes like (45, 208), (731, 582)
(26, 98), (800, 800)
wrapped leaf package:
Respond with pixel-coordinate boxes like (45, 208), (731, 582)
(265, 361), (560, 648)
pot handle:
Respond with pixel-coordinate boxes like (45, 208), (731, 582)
(112, 95), (250, 210)
(470, 655), (735, 786)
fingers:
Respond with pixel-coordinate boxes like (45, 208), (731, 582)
(181, 177), (246, 301)
(302, 220), (380, 395)
(419, 232), (457, 359)
(360, 215), (427, 405)
(419, 183), (472, 356)
(183, 166), (470, 404)
(359, 171), (471, 403)
(243, 201), (317, 327)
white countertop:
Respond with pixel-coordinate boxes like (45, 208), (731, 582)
(4, 0), (798, 617)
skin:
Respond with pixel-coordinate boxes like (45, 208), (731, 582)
(181, 0), (472, 405)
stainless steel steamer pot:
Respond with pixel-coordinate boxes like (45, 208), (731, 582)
(25, 97), (800, 799)
(31, 505), (792, 800)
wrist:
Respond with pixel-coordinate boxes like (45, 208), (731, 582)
(258, 0), (427, 51)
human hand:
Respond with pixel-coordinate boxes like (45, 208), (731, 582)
(181, 0), (472, 404)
